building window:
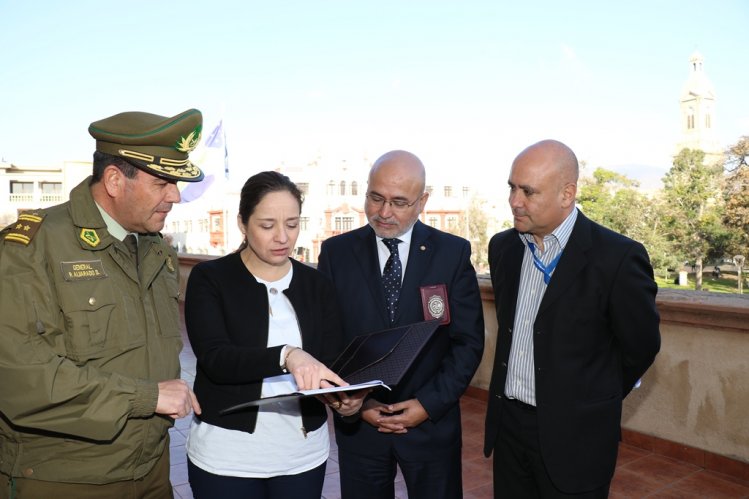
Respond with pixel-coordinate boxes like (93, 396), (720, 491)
(10, 181), (33, 194)
(462, 186), (470, 198)
(444, 186), (452, 197)
(351, 181), (358, 196)
(426, 185), (433, 195)
(428, 216), (438, 228)
(211, 214), (222, 232)
(40, 182), (62, 194)
(446, 216), (458, 229)
(9, 181), (33, 203)
(297, 182), (309, 195)
(300, 217), (309, 231)
(327, 181), (335, 196)
(334, 216), (353, 232)
(687, 108), (695, 130)
(705, 113), (711, 128)
(340, 181), (346, 196)
(39, 182), (62, 202)
(186, 220), (193, 232)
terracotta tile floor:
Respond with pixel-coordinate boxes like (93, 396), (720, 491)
(171, 317), (749, 498)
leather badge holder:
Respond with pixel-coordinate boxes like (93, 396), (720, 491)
(420, 284), (450, 325)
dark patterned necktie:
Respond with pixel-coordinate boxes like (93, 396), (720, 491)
(382, 238), (402, 323)
(124, 234), (138, 268)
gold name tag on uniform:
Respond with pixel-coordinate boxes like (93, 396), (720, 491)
(61, 260), (108, 281)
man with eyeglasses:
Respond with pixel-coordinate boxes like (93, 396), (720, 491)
(318, 150), (484, 499)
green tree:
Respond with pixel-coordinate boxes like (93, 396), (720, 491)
(724, 135), (749, 173)
(661, 149), (729, 290)
(578, 167), (675, 276)
(456, 195), (490, 274)
(579, 168), (643, 235)
(722, 137), (749, 257)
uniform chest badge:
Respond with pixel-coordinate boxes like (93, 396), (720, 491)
(80, 228), (101, 247)
(420, 283), (451, 325)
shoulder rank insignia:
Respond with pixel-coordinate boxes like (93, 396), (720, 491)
(4, 213), (46, 245)
(80, 228), (101, 247)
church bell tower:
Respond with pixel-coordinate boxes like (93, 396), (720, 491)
(677, 51), (722, 163)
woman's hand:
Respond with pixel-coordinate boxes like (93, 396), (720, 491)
(285, 348), (347, 391)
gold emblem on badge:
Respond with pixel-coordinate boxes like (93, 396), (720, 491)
(80, 228), (100, 247)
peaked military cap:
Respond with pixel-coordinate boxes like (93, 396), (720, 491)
(89, 108), (204, 182)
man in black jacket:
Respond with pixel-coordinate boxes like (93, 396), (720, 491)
(484, 139), (661, 498)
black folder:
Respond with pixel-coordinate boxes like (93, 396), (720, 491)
(329, 319), (442, 386)
(219, 319), (441, 415)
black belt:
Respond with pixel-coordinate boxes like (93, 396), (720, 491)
(505, 396), (536, 412)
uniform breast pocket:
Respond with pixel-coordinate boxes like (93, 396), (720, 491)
(152, 273), (181, 338)
(58, 281), (127, 363)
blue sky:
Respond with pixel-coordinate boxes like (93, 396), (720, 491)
(1, 0), (747, 196)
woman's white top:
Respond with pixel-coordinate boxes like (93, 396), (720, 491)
(186, 265), (329, 477)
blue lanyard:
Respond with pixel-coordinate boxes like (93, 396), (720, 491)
(527, 242), (562, 285)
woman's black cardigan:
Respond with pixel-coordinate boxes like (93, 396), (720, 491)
(184, 252), (344, 433)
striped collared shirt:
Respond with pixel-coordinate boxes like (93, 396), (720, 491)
(504, 208), (578, 406)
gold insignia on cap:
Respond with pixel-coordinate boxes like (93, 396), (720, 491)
(80, 228), (101, 247)
(4, 213), (45, 245)
(88, 109), (204, 182)
(175, 126), (202, 153)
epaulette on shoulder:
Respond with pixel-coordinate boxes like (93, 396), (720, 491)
(3, 212), (46, 246)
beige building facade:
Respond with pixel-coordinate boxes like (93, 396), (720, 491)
(0, 161), (90, 228)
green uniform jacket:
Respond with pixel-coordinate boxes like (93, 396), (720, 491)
(0, 177), (182, 484)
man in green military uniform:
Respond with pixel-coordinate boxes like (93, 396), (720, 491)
(0, 109), (205, 498)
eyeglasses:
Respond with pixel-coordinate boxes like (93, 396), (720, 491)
(365, 192), (424, 211)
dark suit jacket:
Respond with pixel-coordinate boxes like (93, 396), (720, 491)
(484, 211), (661, 493)
(317, 221), (484, 460)
(185, 253), (343, 434)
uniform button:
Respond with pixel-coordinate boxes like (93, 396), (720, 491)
(88, 297), (96, 306)
(23, 468), (33, 477)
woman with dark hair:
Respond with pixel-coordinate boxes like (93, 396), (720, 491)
(184, 171), (363, 498)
